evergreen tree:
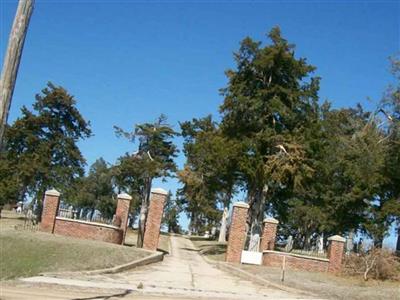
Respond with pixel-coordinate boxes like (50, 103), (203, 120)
(67, 158), (116, 220)
(220, 27), (320, 236)
(0, 83), (91, 218)
(114, 114), (178, 247)
(378, 57), (400, 249)
(163, 191), (181, 233)
(179, 116), (239, 235)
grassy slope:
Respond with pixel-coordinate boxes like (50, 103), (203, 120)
(124, 228), (170, 253)
(0, 211), (151, 280)
(189, 237), (227, 261)
(238, 264), (399, 300)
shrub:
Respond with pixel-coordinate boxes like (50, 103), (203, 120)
(344, 248), (400, 281)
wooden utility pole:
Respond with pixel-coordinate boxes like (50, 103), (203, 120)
(0, 0), (35, 149)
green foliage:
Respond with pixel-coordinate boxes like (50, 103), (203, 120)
(66, 158), (116, 219)
(178, 116), (239, 233)
(114, 114), (178, 180)
(180, 28), (399, 248)
(163, 191), (181, 233)
(114, 114), (178, 246)
(0, 83), (91, 212)
(219, 26), (320, 232)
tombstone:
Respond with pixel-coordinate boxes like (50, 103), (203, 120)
(248, 233), (260, 252)
(317, 233), (324, 254)
(285, 235), (293, 252)
(211, 226), (217, 237)
(218, 207), (229, 242)
(346, 231), (354, 254)
(67, 205), (73, 218)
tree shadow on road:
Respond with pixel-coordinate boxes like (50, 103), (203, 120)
(71, 289), (133, 300)
(180, 247), (200, 252)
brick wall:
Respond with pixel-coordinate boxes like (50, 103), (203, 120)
(40, 189), (60, 233)
(262, 251), (329, 272)
(143, 188), (168, 251)
(40, 189), (131, 245)
(54, 217), (123, 244)
(260, 218), (279, 251)
(226, 202), (249, 263)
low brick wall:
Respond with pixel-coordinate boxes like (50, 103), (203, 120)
(262, 250), (329, 272)
(40, 190), (131, 245)
(54, 217), (123, 244)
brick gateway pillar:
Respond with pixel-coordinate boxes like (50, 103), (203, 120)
(143, 188), (168, 251)
(327, 235), (346, 273)
(260, 217), (279, 251)
(115, 193), (132, 243)
(40, 189), (60, 233)
(226, 202), (249, 263)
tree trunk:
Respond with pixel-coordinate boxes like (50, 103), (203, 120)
(247, 187), (265, 239)
(304, 232), (311, 251)
(396, 227), (400, 254)
(90, 208), (96, 221)
(0, 0), (35, 149)
(218, 206), (228, 243)
(136, 177), (152, 248)
(188, 212), (198, 235)
(34, 187), (46, 222)
(373, 237), (383, 248)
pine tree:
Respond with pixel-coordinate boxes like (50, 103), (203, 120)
(1, 82), (91, 218)
(114, 114), (178, 247)
(220, 27), (320, 236)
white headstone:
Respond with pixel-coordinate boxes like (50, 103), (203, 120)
(248, 233), (260, 252)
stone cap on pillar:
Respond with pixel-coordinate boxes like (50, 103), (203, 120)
(328, 235), (346, 243)
(151, 188), (168, 196)
(232, 201), (249, 209)
(45, 189), (60, 197)
(118, 193), (132, 201)
(263, 217), (279, 224)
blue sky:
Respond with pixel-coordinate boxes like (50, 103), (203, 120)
(1, 0), (399, 245)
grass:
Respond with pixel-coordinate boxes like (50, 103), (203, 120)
(0, 210), (152, 280)
(189, 236), (227, 261)
(237, 264), (399, 300)
(124, 228), (171, 253)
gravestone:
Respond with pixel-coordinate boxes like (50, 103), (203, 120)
(317, 233), (324, 254)
(248, 233), (260, 252)
(285, 235), (293, 252)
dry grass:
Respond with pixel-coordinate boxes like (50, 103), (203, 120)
(237, 264), (399, 300)
(0, 210), (151, 280)
(0, 210), (33, 232)
(344, 248), (400, 281)
(189, 236), (227, 261)
(122, 228), (171, 253)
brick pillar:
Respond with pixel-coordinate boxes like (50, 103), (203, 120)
(327, 235), (346, 273)
(115, 193), (132, 244)
(40, 189), (60, 233)
(226, 202), (249, 263)
(143, 188), (167, 251)
(260, 217), (279, 251)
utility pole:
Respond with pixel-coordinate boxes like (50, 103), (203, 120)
(0, 0), (35, 149)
